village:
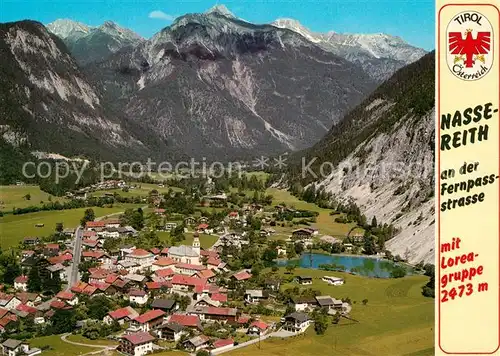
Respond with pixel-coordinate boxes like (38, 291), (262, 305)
(0, 175), (433, 356)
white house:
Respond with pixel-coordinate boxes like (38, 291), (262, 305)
(282, 312), (311, 333)
(13, 276), (28, 291)
(128, 289), (149, 305)
(56, 291), (79, 306)
(2, 339), (41, 356)
(119, 332), (155, 356)
(0, 294), (21, 310)
(125, 249), (155, 269)
(322, 276), (344, 286)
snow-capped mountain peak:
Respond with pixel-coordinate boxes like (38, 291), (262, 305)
(46, 19), (90, 40)
(96, 20), (143, 42)
(272, 18), (321, 43)
(206, 4), (236, 18)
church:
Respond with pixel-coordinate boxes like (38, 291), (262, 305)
(167, 237), (202, 265)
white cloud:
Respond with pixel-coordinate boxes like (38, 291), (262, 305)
(149, 10), (175, 21)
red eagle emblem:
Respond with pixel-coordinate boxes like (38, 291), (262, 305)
(449, 30), (491, 68)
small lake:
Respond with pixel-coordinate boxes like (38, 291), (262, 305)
(276, 253), (411, 278)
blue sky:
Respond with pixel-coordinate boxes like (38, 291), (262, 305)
(1, 0), (434, 50)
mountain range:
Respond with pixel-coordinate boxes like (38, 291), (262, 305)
(284, 51), (435, 263)
(0, 4), (434, 261)
(1, 5), (427, 163)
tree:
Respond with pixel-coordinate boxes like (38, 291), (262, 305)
(51, 309), (76, 334)
(362, 232), (377, 255)
(196, 351), (210, 356)
(80, 208), (95, 226)
(285, 264), (296, 274)
(55, 222), (64, 233)
(43, 273), (61, 294)
(27, 266), (42, 292)
(313, 310), (329, 335)
(87, 296), (113, 320)
(390, 265), (407, 278)
(371, 216), (377, 228)
(362, 299), (368, 305)
(332, 312), (341, 324)
(24, 193), (31, 201)
(294, 242), (304, 255)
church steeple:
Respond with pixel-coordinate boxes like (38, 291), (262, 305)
(193, 235), (201, 256)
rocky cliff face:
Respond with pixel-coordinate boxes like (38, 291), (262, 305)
(87, 9), (377, 160)
(271, 18), (427, 82)
(315, 107), (434, 263)
(0, 20), (168, 161)
(295, 52), (435, 263)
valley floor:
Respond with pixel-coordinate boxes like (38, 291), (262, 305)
(227, 269), (434, 356)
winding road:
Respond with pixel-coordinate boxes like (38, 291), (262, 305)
(60, 333), (117, 355)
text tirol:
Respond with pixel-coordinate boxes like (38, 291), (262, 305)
(440, 102), (498, 151)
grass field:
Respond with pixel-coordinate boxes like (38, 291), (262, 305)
(227, 268), (434, 356)
(91, 183), (183, 198)
(0, 185), (68, 212)
(29, 335), (100, 356)
(66, 334), (118, 347)
(0, 204), (142, 248)
(157, 231), (219, 249)
(265, 188), (363, 237)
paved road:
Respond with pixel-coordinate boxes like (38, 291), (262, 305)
(66, 205), (148, 289)
(210, 329), (296, 355)
(67, 226), (83, 290)
(61, 333), (117, 350)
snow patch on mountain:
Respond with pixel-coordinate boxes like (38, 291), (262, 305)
(47, 19), (90, 40)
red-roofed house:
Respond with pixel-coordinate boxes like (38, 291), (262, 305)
(86, 221), (106, 229)
(167, 314), (202, 330)
(105, 274), (119, 284)
(129, 309), (166, 332)
(50, 300), (72, 310)
(104, 306), (139, 325)
(174, 263), (206, 275)
(189, 306), (238, 323)
(154, 208), (166, 216)
(152, 257), (176, 272)
(56, 291), (79, 306)
(197, 224), (209, 232)
(103, 219), (120, 228)
(119, 331), (156, 356)
(171, 275), (206, 292)
(160, 247), (169, 256)
(232, 271), (252, 282)
(248, 320), (269, 336)
(196, 269), (216, 281)
(16, 303), (37, 315)
(150, 248), (160, 255)
(0, 314), (17, 332)
(83, 231), (97, 239)
(46, 243), (60, 251)
(82, 239), (99, 249)
(145, 282), (162, 292)
(211, 293), (228, 303)
(154, 268), (174, 279)
(125, 249), (155, 268)
(206, 257), (222, 269)
(212, 339), (234, 353)
(14, 276), (28, 291)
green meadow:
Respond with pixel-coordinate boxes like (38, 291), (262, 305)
(0, 204), (142, 248)
(0, 185), (69, 212)
(227, 267), (434, 356)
